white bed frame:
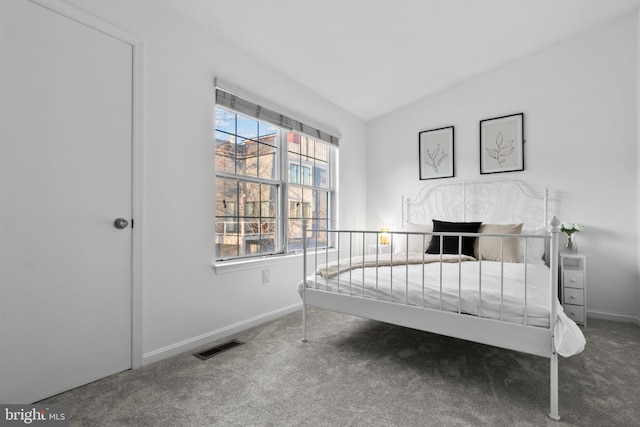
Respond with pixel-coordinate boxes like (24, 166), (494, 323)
(300, 178), (563, 420)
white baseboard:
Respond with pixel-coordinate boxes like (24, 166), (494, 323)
(587, 309), (640, 325)
(142, 303), (636, 366)
(142, 302), (303, 366)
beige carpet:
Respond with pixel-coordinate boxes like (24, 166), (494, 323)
(41, 307), (640, 426)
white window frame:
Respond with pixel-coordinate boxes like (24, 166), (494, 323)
(213, 81), (338, 264)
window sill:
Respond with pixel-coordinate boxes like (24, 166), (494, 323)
(213, 248), (337, 274)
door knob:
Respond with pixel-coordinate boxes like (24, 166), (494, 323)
(114, 218), (129, 229)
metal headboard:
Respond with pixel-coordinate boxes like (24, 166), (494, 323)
(402, 178), (548, 229)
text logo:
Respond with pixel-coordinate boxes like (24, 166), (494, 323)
(0, 405), (68, 427)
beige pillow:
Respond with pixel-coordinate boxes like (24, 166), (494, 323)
(474, 223), (523, 263)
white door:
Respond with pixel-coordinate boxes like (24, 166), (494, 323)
(0, 0), (133, 403)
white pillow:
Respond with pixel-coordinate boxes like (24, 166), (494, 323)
(398, 222), (433, 253)
(518, 226), (546, 264)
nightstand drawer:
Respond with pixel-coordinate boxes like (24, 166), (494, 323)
(564, 304), (584, 323)
(563, 288), (584, 306)
(563, 270), (584, 289)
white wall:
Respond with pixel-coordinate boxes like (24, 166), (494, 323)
(62, 0), (367, 362)
(367, 13), (639, 322)
(637, 8), (640, 323)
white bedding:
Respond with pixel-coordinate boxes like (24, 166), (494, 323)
(298, 253), (585, 357)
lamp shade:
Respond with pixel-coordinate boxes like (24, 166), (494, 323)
(379, 227), (390, 245)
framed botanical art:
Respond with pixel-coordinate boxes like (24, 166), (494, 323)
(418, 126), (454, 180)
(479, 113), (524, 174)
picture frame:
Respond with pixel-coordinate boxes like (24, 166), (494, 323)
(418, 126), (454, 180)
(479, 113), (524, 174)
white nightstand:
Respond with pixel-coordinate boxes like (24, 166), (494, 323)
(559, 252), (587, 326)
(367, 243), (391, 255)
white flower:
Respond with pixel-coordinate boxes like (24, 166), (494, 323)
(561, 222), (584, 234)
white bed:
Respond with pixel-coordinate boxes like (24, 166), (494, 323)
(298, 178), (586, 420)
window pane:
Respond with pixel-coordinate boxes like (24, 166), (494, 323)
(287, 133), (301, 184)
(288, 132), (301, 154)
(236, 115), (258, 140)
(216, 234), (239, 258)
(239, 181), (260, 217)
(259, 122), (277, 139)
(314, 191), (330, 247)
(288, 187), (311, 219)
(257, 182), (277, 256)
(215, 108), (236, 134)
(313, 190), (329, 220)
(313, 162), (328, 188)
(287, 220), (304, 252)
(314, 142), (328, 162)
(288, 186), (323, 251)
(288, 153), (311, 185)
(235, 181), (278, 257)
(259, 184), (278, 218)
(259, 217), (277, 253)
(300, 135), (310, 157)
(289, 164), (298, 184)
(288, 156), (300, 184)
(215, 177), (239, 258)
(215, 131), (236, 174)
(236, 139), (257, 178)
(215, 178), (237, 217)
(257, 142), (277, 180)
(311, 140), (329, 188)
(301, 166), (310, 186)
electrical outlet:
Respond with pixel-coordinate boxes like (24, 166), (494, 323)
(262, 269), (270, 284)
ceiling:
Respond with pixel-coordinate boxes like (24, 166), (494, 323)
(160, 0), (640, 121)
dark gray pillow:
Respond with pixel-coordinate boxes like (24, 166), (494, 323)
(426, 220), (482, 257)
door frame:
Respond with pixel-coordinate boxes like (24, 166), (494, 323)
(30, 0), (144, 369)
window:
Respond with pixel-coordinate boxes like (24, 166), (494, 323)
(289, 164), (310, 185)
(214, 87), (338, 261)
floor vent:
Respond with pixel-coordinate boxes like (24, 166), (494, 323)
(194, 340), (244, 360)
